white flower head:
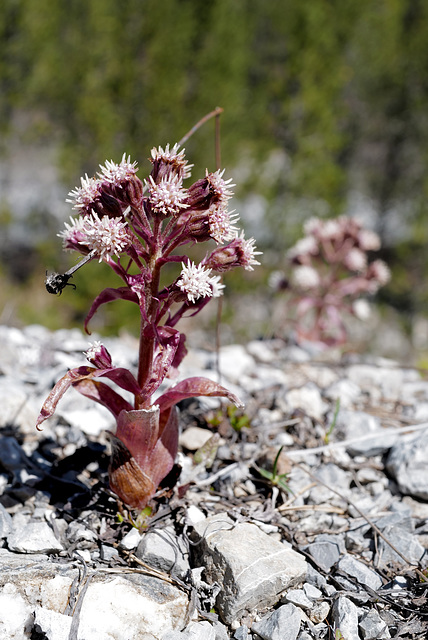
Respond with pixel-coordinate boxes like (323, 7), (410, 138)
(303, 217), (322, 236)
(80, 212), (130, 261)
(98, 153), (138, 185)
(237, 231), (262, 271)
(177, 261), (219, 303)
(208, 169), (235, 207)
(146, 175), (189, 216)
(358, 228), (381, 251)
(371, 259), (391, 286)
(268, 270), (286, 290)
(287, 235), (319, 260)
(319, 219), (342, 241)
(85, 341), (103, 359)
(352, 299), (371, 321)
(210, 274), (225, 298)
(291, 264), (321, 290)
(66, 174), (101, 210)
(58, 216), (87, 250)
(208, 205), (240, 244)
(344, 247), (367, 272)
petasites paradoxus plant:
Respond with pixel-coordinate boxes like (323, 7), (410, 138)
(37, 145), (260, 508)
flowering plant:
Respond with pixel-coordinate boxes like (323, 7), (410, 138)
(37, 144), (260, 509)
(270, 216), (390, 346)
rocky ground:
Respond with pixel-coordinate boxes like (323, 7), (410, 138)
(0, 324), (428, 640)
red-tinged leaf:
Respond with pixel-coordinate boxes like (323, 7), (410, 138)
(115, 406), (160, 470)
(73, 379), (133, 418)
(96, 367), (141, 396)
(36, 366), (97, 430)
(156, 376), (244, 414)
(140, 327), (181, 401)
(84, 287), (139, 334)
(149, 406), (179, 486)
(169, 332), (187, 376)
(108, 406), (179, 509)
(36, 364), (137, 430)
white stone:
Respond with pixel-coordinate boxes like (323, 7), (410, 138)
(40, 575), (73, 612)
(57, 403), (115, 436)
(387, 428), (428, 499)
(0, 557), (189, 640)
(186, 506), (206, 526)
(0, 583), (32, 640)
(285, 383), (327, 421)
(0, 378), (38, 434)
(332, 596), (359, 640)
(217, 345), (256, 384)
(179, 427), (213, 451)
(119, 527), (142, 551)
(33, 607), (72, 640)
(191, 513), (307, 624)
(324, 378), (361, 408)
(77, 576), (188, 639)
(7, 515), (63, 554)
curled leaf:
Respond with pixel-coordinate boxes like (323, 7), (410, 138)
(156, 376), (244, 414)
(84, 287), (139, 334)
(36, 365), (138, 430)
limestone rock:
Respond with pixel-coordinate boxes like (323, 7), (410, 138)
(191, 513), (307, 624)
(387, 429), (428, 500)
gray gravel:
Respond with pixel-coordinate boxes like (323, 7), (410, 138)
(0, 324), (428, 639)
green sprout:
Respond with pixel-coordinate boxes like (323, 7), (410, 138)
(256, 445), (292, 494)
(324, 397), (341, 444)
(117, 506), (153, 532)
(193, 433), (220, 469)
(207, 404), (251, 432)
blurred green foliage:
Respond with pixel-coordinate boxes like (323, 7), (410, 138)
(2, 0), (428, 345)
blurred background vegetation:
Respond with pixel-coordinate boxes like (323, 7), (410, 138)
(2, 0), (428, 360)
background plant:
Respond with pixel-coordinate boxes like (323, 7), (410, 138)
(270, 216), (390, 346)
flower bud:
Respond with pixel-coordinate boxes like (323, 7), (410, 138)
(175, 209), (212, 243)
(150, 144), (193, 183)
(204, 232), (261, 272)
(99, 175), (144, 211)
(185, 169), (234, 213)
(85, 341), (113, 369)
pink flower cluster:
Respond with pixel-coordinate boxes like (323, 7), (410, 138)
(271, 216), (390, 346)
(38, 145), (260, 510)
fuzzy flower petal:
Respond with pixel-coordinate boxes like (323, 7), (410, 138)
(210, 274), (225, 298)
(66, 174), (101, 211)
(343, 247), (367, 272)
(177, 262), (218, 303)
(58, 216), (90, 252)
(236, 231), (262, 271)
(208, 205), (240, 244)
(208, 169), (235, 207)
(146, 175), (189, 217)
(98, 153), (138, 185)
(80, 213), (130, 261)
